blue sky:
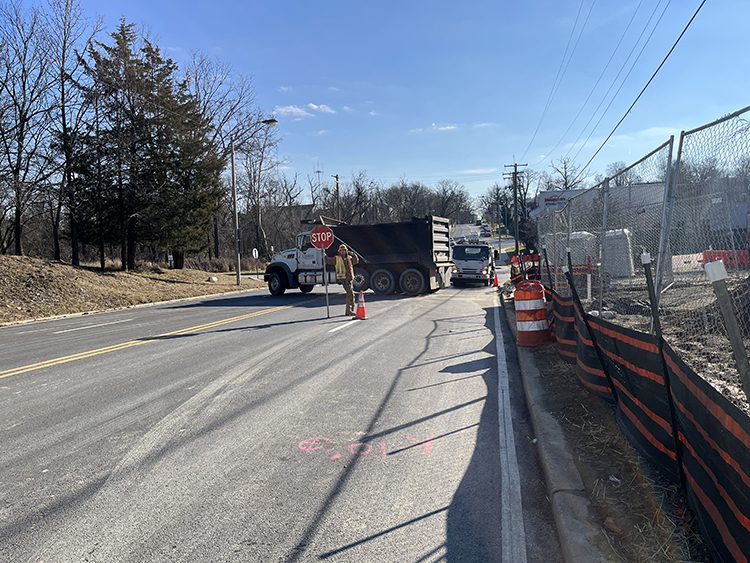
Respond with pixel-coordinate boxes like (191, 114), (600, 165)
(79, 1), (749, 197)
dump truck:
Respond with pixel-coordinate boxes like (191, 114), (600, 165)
(264, 216), (452, 296)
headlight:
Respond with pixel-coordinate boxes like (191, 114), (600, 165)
(451, 266), (457, 273)
(482, 267), (488, 274)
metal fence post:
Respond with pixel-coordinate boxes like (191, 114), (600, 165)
(542, 245), (553, 289)
(655, 135), (680, 302)
(598, 179), (609, 313)
(705, 260), (750, 401)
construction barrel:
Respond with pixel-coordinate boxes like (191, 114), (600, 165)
(514, 280), (550, 347)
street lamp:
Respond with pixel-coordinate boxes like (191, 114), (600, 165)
(231, 117), (279, 286)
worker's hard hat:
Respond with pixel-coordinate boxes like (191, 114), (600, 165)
(338, 244), (348, 251)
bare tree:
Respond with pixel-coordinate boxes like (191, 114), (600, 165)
(548, 157), (586, 191)
(606, 161), (642, 187)
(0, 2), (54, 255)
(238, 120), (279, 256)
(185, 53), (257, 258)
(478, 183), (511, 227)
(44, 0), (100, 263)
(432, 179), (473, 221)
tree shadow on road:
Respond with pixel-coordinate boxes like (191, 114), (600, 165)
(162, 291), (407, 310)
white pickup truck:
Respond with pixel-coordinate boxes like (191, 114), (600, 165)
(451, 243), (496, 286)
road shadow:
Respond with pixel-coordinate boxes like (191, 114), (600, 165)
(163, 290), (407, 310)
(294, 298), (505, 562)
(443, 308), (503, 562)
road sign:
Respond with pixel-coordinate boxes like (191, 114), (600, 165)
(252, 247), (259, 259)
(310, 225), (334, 249)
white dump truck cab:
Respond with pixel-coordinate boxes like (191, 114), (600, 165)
(263, 231), (339, 296)
(451, 243), (495, 286)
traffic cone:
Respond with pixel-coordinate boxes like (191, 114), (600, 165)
(355, 290), (368, 320)
(493, 271), (499, 287)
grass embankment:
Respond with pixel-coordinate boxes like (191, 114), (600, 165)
(0, 255), (264, 324)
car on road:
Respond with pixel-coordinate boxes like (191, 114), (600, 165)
(451, 243), (496, 286)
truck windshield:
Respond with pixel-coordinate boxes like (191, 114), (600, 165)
(453, 246), (489, 261)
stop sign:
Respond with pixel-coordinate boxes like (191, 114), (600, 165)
(310, 225), (334, 249)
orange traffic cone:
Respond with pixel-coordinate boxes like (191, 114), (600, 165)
(493, 271), (499, 287)
(355, 290), (368, 320)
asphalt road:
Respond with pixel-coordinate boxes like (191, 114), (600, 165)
(0, 281), (562, 562)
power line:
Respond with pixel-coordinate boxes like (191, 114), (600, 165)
(548, 0), (598, 109)
(532, 0), (644, 167)
(573, 0), (708, 183)
(564, 0), (670, 161)
(519, 0), (586, 162)
(568, 0), (672, 164)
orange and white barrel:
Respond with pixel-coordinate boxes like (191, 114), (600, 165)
(514, 280), (550, 347)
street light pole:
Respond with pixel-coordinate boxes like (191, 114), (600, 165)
(230, 117), (278, 287)
(231, 139), (241, 286)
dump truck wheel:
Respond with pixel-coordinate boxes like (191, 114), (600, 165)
(353, 269), (370, 292)
(371, 269), (395, 295)
(268, 271), (287, 296)
(399, 268), (426, 296)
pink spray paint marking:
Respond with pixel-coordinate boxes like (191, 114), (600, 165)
(379, 442), (388, 458)
(404, 434), (435, 456)
(347, 442), (373, 456)
(330, 453), (342, 461)
(298, 436), (334, 453)
(421, 434), (435, 457)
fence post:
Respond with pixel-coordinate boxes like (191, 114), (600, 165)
(642, 252), (687, 491)
(562, 265), (619, 405)
(542, 244), (553, 289)
(598, 179), (609, 314)
(655, 135), (680, 302)
(705, 260), (750, 401)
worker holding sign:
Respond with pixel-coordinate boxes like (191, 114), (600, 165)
(324, 244), (359, 316)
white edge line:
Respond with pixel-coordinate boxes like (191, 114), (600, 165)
(53, 318), (135, 334)
(328, 320), (359, 333)
(494, 294), (528, 563)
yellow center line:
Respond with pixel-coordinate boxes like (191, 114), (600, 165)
(0, 305), (293, 381)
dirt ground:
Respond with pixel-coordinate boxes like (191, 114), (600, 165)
(574, 275), (750, 415)
(0, 255), (265, 324)
(532, 344), (710, 562)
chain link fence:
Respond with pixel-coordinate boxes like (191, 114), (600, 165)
(539, 205), (573, 296)
(658, 106), (750, 410)
(535, 104), (750, 412)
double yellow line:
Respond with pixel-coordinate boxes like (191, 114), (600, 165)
(0, 305), (292, 381)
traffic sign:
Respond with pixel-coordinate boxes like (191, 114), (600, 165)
(310, 225), (334, 249)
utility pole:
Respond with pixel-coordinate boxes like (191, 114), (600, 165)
(231, 139), (241, 286)
(504, 162), (527, 260)
(332, 174), (340, 221)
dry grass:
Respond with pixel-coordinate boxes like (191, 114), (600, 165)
(0, 255), (265, 324)
(533, 345), (710, 562)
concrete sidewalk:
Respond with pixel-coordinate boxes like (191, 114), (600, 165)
(500, 293), (613, 562)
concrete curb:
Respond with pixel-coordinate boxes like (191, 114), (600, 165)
(500, 293), (611, 562)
